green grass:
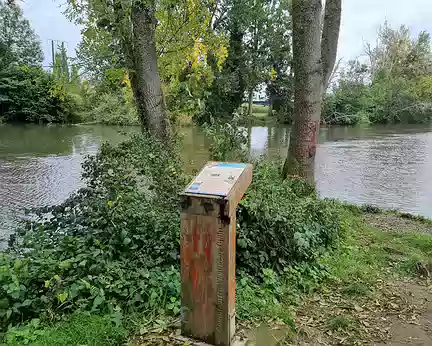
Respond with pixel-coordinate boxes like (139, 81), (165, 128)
(243, 104), (270, 114)
(4, 314), (127, 346)
(5, 209), (430, 345)
(326, 316), (357, 332)
(237, 208), (432, 328)
(322, 210), (432, 286)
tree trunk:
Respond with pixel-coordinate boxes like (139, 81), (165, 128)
(131, 3), (170, 140)
(247, 90), (253, 116)
(321, 0), (342, 93)
(282, 0), (323, 182)
(283, 0), (341, 183)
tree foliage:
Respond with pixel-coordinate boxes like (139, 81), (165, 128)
(0, 66), (79, 123)
(0, 1), (43, 67)
(1, 133), (345, 332)
(266, 0), (293, 123)
(324, 23), (432, 125)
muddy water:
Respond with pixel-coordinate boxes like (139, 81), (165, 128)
(1, 123), (431, 244)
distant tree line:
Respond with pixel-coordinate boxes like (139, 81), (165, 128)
(324, 23), (432, 125)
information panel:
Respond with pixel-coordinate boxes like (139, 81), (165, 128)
(185, 162), (247, 197)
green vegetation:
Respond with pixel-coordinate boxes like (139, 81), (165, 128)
(0, 129), (347, 343)
(1, 122), (430, 345)
(237, 161), (344, 277)
(0, 2), (78, 124)
(324, 24), (432, 125)
(2, 0), (431, 127)
(1, 0), (432, 344)
(5, 314), (126, 346)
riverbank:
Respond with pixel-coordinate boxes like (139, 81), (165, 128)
(1, 131), (431, 345)
(125, 208), (431, 346)
(4, 207), (430, 345)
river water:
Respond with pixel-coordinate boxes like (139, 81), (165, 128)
(1, 123), (432, 244)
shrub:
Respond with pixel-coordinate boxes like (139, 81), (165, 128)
(2, 134), (185, 330)
(204, 120), (248, 162)
(0, 66), (79, 123)
(1, 132), (346, 333)
(79, 90), (139, 125)
(237, 161), (345, 278)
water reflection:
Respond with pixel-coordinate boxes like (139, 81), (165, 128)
(1, 123), (432, 245)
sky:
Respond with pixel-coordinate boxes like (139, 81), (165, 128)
(21, 0), (432, 68)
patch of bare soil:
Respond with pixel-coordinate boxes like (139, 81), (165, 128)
(363, 214), (432, 235)
(291, 280), (432, 346)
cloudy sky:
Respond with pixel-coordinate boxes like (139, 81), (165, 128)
(21, 0), (432, 67)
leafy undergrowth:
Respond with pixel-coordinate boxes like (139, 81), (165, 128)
(0, 133), (346, 345)
(1, 131), (430, 345)
(131, 210), (432, 345)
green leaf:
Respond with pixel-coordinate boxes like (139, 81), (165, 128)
(92, 295), (105, 310)
(59, 261), (72, 269)
(57, 292), (68, 303)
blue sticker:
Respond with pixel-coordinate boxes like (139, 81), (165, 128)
(189, 185), (200, 190)
(215, 163), (247, 168)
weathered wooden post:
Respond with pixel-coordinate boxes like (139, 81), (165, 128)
(180, 162), (253, 346)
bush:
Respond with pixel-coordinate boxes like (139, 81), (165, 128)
(0, 66), (79, 123)
(79, 89), (139, 125)
(323, 71), (432, 125)
(204, 120), (248, 162)
(1, 131), (346, 334)
(2, 134), (185, 330)
(237, 161), (345, 278)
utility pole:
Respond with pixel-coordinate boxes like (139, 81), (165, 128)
(51, 40), (55, 72)
(48, 39), (68, 73)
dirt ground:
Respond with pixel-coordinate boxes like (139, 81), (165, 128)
(290, 280), (432, 346)
(363, 214), (432, 235)
(137, 279), (432, 346)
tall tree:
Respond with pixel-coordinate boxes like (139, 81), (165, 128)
(67, 0), (226, 138)
(67, 0), (170, 139)
(0, 0), (43, 68)
(53, 43), (71, 83)
(244, 0), (269, 116)
(130, 1), (169, 138)
(283, 0), (341, 182)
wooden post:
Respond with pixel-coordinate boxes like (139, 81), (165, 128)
(180, 162), (253, 346)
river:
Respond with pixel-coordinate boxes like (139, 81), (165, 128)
(1, 123), (432, 244)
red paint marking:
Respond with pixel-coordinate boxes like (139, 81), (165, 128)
(193, 266), (199, 292)
(204, 234), (212, 264)
(193, 231), (199, 253)
(184, 246), (191, 266)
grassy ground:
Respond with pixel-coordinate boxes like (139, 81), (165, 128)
(289, 211), (432, 345)
(7, 209), (431, 345)
(238, 105), (278, 126)
(133, 209), (432, 346)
